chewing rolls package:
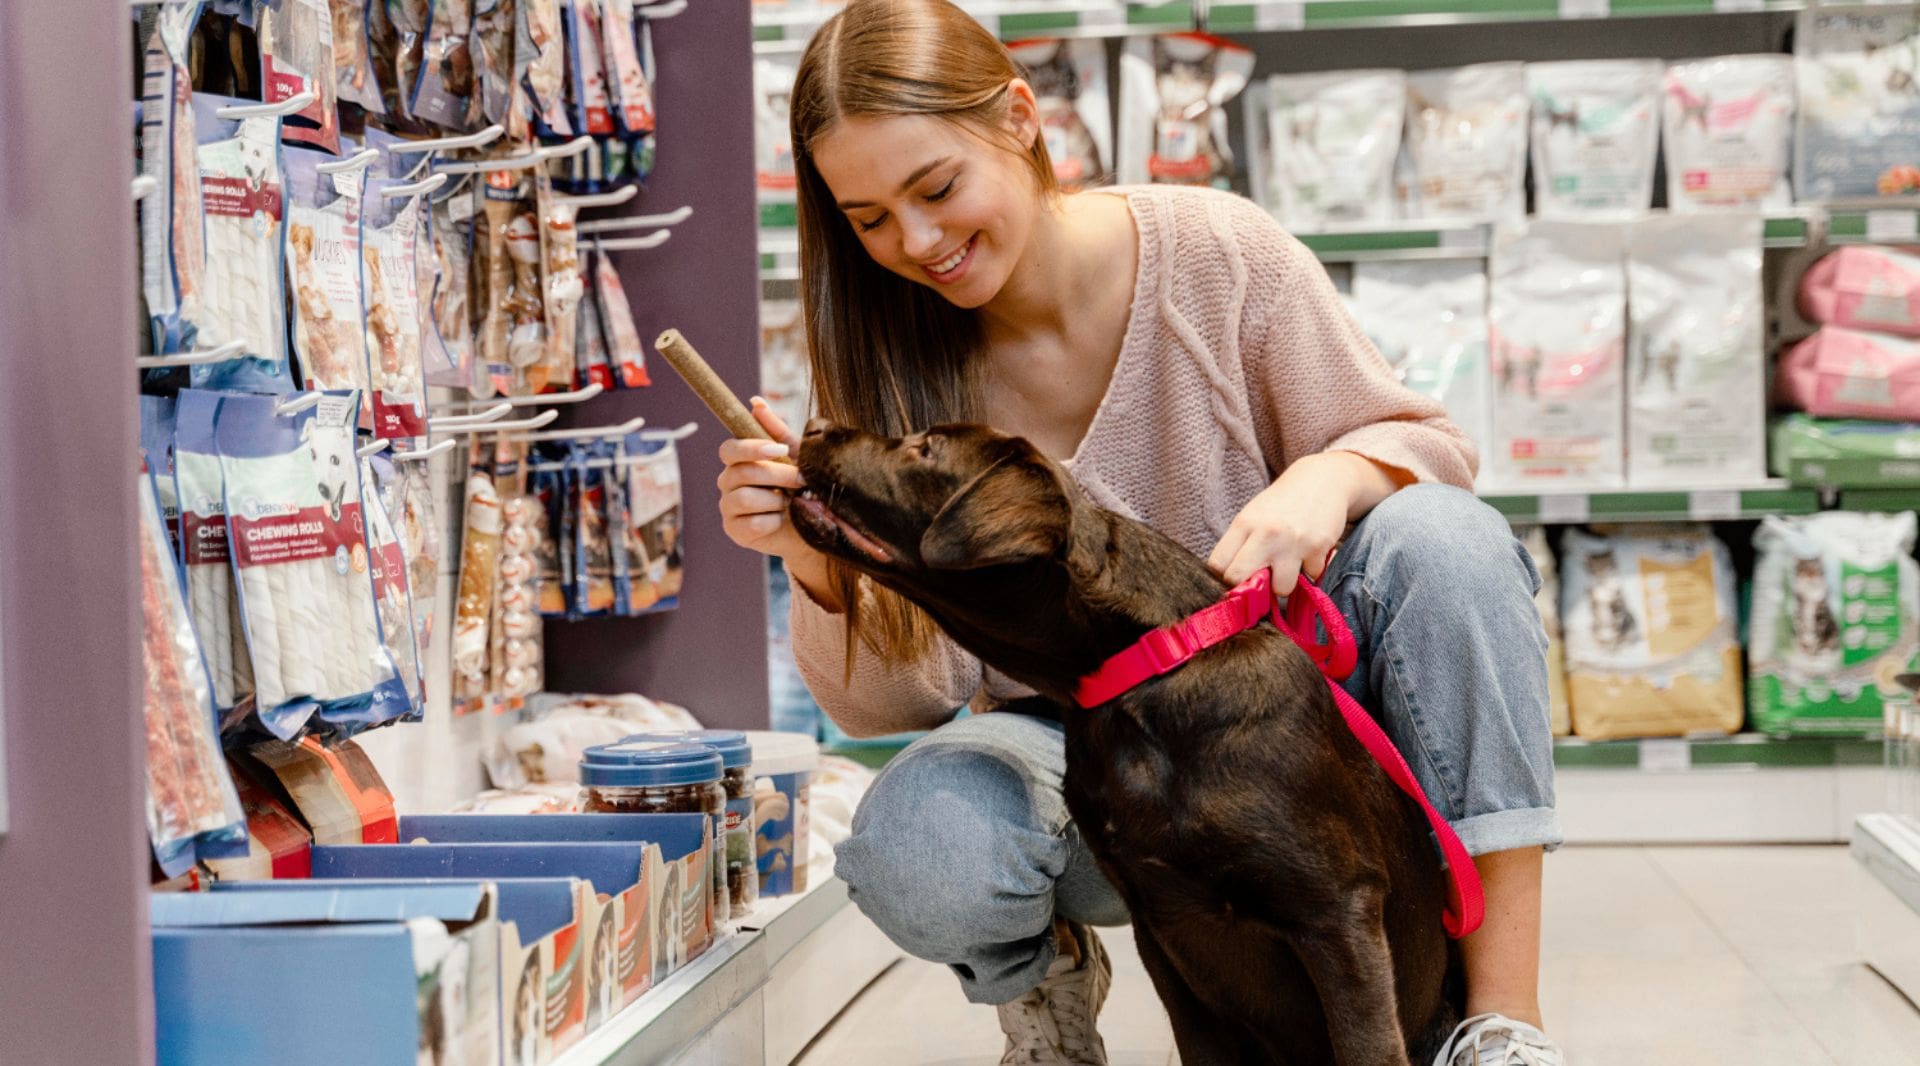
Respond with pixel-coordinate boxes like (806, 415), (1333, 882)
(138, 468), (250, 878)
(755, 57), (799, 195)
(453, 440), (503, 704)
(1662, 55), (1796, 212)
(215, 391), (407, 738)
(1798, 246), (1920, 339)
(1561, 527), (1745, 741)
(390, 0), (432, 132)
(1008, 38), (1112, 190)
(624, 433), (685, 607)
(1402, 63), (1529, 225)
(1751, 512), (1920, 736)
(284, 146), (371, 396)
(411, 0), (478, 128)
(1625, 214), (1767, 486)
(1779, 326), (1920, 422)
(360, 455), (425, 721)
(1526, 60), (1662, 220)
(1796, 6), (1920, 199)
(258, 0), (341, 153)
(191, 94), (295, 393)
(1119, 34), (1255, 189)
(1251, 70), (1405, 231)
(594, 244), (649, 387)
(1487, 221), (1627, 489)
(174, 390), (258, 727)
(362, 177), (430, 437)
(139, 1), (208, 357)
(1345, 261), (1491, 478)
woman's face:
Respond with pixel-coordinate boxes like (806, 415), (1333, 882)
(811, 87), (1043, 311)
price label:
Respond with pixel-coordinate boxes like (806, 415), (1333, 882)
(1558, 0), (1609, 18)
(1538, 493), (1590, 524)
(1255, 2), (1307, 29)
(1712, 0), (1763, 11)
(1080, 4), (1125, 29)
(1438, 226), (1486, 253)
(1867, 210), (1920, 243)
(1687, 490), (1741, 521)
(1639, 738), (1692, 773)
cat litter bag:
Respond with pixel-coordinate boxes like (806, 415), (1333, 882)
(1401, 62), (1529, 225)
(139, 1), (209, 359)
(191, 94), (296, 394)
(1561, 527), (1745, 741)
(1518, 527), (1573, 737)
(1795, 7), (1920, 200)
(1249, 70), (1404, 231)
(174, 390), (259, 731)
(1527, 60), (1662, 220)
(1780, 326), (1920, 423)
(1798, 245), (1920, 339)
(1486, 221), (1627, 490)
(1662, 55), (1796, 212)
(1626, 214), (1767, 487)
(1345, 261), (1490, 480)
(1008, 38), (1112, 191)
(284, 146), (371, 396)
(1750, 512), (1920, 736)
(1118, 34), (1255, 190)
(362, 177), (430, 437)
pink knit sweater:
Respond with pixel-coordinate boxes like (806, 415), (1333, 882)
(790, 183), (1478, 738)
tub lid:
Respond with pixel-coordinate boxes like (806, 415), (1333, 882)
(739, 730), (820, 776)
(579, 741), (724, 788)
(621, 729), (751, 769)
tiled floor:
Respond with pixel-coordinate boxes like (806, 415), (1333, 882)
(793, 846), (1920, 1066)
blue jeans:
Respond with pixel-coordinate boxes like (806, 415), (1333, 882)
(833, 484), (1562, 1005)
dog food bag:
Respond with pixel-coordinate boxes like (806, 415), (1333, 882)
(1662, 55), (1796, 212)
(603, 0), (656, 139)
(1346, 261), (1491, 480)
(258, 0), (341, 153)
(329, 0), (384, 112)
(1249, 70), (1404, 231)
(1779, 327), (1920, 423)
(1518, 527), (1572, 737)
(140, 1), (209, 358)
(411, 0), (478, 128)
(1527, 60), (1662, 220)
(755, 56), (798, 194)
(1771, 413), (1920, 487)
(1118, 34), (1255, 189)
(174, 390), (260, 730)
(284, 146), (372, 396)
(1626, 214), (1767, 487)
(1798, 246), (1920, 339)
(625, 432), (685, 605)
(593, 244), (650, 387)
(427, 179), (480, 390)
(1008, 38), (1112, 191)
(361, 455), (426, 720)
(453, 438), (503, 703)
(1751, 512), (1920, 736)
(191, 94), (297, 394)
(538, 178), (584, 393)
(1796, 6), (1920, 200)
(215, 390), (408, 739)
(361, 177), (430, 437)
(1561, 527), (1744, 740)
(1402, 63), (1529, 225)
(1486, 221), (1627, 490)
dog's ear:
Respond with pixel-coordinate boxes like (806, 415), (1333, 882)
(919, 455), (1071, 570)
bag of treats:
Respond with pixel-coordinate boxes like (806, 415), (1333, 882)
(393, 456), (443, 654)
(566, 0), (617, 137)
(284, 146), (371, 395)
(142, 395), (183, 555)
(491, 440), (545, 699)
(532, 454), (574, 617)
(592, 243), (649, 387)
(603, 0), (656, 140)
(1402, 62), (1529, 225)
(1795, 6), (1920, 200)
(1119, 33), (1254, 189)
(329, 0), (384, 112)
(427, 178), (481, 390)
(1526, 60), (1662, 220)
(1517, 527), (1572, 737)
(1662, 55), (1795, 212)
(1626, 214), (1767, 487)
(473, 0), (517, 126)
(258, 0), (341, 153)
(572, 443), (618, 617)
(575, 252), (611, 390)
(191, 93), (297, 393)
(389, 0), (433, 128)
(360, 454), (425, 721)
(1798, 245), (1920, 339)
(624, 432), (684, 604)
(174, 390), (259, 731)
(1779, 326), (1920, 423)
(473, 178), (529, 396)
(1252, 69), (1404, 231)
(361, 177), (431, 437)
(140, 1), (209, 359)
(453, 438), (504, 704)
(537, 178), (584, 392)
(411, 0), (478, 128)
(1007, 38), (1111, 190)
(755, 56), (798, 194)
(519, 0), (571, 138)
(1345, 260), (1490, 479)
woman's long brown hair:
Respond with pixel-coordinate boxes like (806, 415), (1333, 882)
(790, 0), (1059, 668)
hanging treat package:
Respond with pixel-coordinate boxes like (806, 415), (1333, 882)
(624, 11), (659, 179)
(1798, 246), (1920, 340)
(1625, 214), (1767, 487)
(138, 467), (251, 878)
(214, 390), (408, 739)
(521, 0), (572, 138)
(1344, 261), (1491, 480)
(575, 247), (613, 390)
(427, 179), (480, 390)
(412, 0), (479, 128)
(1007, 38), (1111, 191)
(572, 444), (618, 617)
(1795, 7), (1920, 200)
(362, 455), (427, 719)
(390, 0), (433, 131)
(538, 179), (584, 392)
(329, 0), (384, 113)
(257, 0), (341, 153)
(759, 299), (810, 438)
(532, 455), (575, 616)
(754, 57), (798, 195)
(604, 0), (656, 142)
(283, 146), (371, 396)
(1401, 62), (1529, 225)
(1517, 526), (1573, 737)
(1779, 326), (1920, 423)
(505, 190), (549, 392)
(139, 0), (209, 361)
(453, 438), (504, 706)
(361, 177), (430, 437)
(141, 395), (183, 553)
(474, 178), (530, 396)
(473, 0), (518, 127)
(1249, 70), (1405, 231)
(402, 176), (460, 389)
(1662, 55), (1796, 212)
(492, 441), (546, 699)
(394, 457), (443, 653)
(593, 244), (649, 387)
(1486, 220), (1627, 490)
(1560, 527), (1745, 741)
(173, 390), (259, 733)
(625, 433), (685, 605)
(191, 94), (296, 393)
(1118, 34), (1254, 189)
(566, 0), (617, 138)
(1526, 60), (1662, 221)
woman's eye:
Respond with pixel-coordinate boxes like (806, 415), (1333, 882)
(855, 213), (887, 233)
(926, 178), (957, 203)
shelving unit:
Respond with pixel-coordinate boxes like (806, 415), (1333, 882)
(1204, 0), (1804, 32)
(753, 0), (1194, 49)
(1479, 484), (1822, 525)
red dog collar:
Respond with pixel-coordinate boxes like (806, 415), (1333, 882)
(1073, 569), (1486, 939)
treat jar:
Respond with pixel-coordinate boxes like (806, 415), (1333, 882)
(625, 730), (759, 912)
(741, 730), (820, 897)
(579, 741), (730, 923)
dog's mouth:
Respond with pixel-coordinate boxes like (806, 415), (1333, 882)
(790, 487), (896, 567)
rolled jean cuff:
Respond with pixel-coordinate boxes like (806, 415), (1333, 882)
(1453, 806), (1564, 857)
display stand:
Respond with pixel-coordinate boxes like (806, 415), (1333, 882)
(1855, 685), (1920, 1002)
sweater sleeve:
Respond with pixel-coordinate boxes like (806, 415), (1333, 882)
(786, 576), (979, 738)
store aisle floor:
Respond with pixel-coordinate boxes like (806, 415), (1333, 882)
(793, 846), (1920, 1066)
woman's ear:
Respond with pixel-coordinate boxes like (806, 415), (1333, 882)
(1004, 78), (1042, 150)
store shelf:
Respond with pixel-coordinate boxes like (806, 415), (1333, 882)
(1825, 205), (1920, 246)
(1480, 483), (1820, 525)
(1205, 0), (1801, 33)
(1838, 488), (1920, 513)
(1553, 732), (1881, 770)
(752, 0), (1193, 50)
(1294, 213), (1809, 263)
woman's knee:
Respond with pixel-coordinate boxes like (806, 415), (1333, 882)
(1352, 484), (1538, 597)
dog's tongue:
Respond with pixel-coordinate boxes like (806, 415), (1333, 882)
(792, 494), (893, 565)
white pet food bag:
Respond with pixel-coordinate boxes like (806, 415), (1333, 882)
(1795, 6), (1920, 200)
(1008, 38), (1112, 191)
(1561, 527), (1744, 740)
(1486, 221), (1627, 490)
(1518, 526), (1572, 737)
(1625, 214), (1767, 487)
(1662, 55), (1796, 212)
(1118, 34), (1255, 189)
(1346, 261), (1491, 480)
(1401, 63), (1529, 225)
(1750, 512), (1920, 736)
(1249, 69), (1405, 231)
(1526, 60), (1662, 220)
(754, 56), (798, 195)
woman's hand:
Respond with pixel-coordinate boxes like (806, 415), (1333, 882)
(716, 399), (844, 610)
(1208, 451), (1402, 594)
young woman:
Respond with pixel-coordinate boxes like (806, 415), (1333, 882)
(717, 2), (1564, 1062)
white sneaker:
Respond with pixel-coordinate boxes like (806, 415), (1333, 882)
(997, 922), (1111, 1065)
(1432, 1013), (1566, 1066)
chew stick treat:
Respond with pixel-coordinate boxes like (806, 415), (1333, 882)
(652, 329), (792, 459)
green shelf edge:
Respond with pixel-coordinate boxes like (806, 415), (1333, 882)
(1839, 488), (1920, 513)
(1554, 733), (1883, 768)
(759, 202), (797, 229)
(1208, 0), (1793, 29)
(1828, 209), (1920, 241)
(1298, 230), (1448, 255)
(1481, 487), (1823, 524)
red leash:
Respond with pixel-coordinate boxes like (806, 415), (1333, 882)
(1073, 569), (1485, 939)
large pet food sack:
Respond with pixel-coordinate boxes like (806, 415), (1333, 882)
(1526, 60), (1662, 220)
(1118, 34), (1254, 190)
(1561, 528), (1744, 740)
(1401, 62), (1529, 225)
(1519, 527), (1572, 736)
(1250, 69), (1404, 231)
(1008, 38), (1112, 191)
(1771, 413), (1920, 487)
(1661, 55), (1795, 212)
(1778, 326), (1920, 423)
(1750, 512), (1920, 736)
(1486, 221), (1627, 490)
(1795, 6), (1920, 199)
(1798, 246), (1920, 340)
(1626, 214), (1767, 487)
(1345, 260), (1491, 478)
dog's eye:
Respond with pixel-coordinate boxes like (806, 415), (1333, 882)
(911, 437), (937, 460)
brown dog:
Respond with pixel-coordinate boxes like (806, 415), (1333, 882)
(790, 419), (1462, 1066)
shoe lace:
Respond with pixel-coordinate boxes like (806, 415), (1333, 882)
(999, 959), (1105, 1064)
(1441, 1013), (1562, 1066)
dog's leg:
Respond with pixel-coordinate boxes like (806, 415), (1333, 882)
(1292, 893), (1410, 1066)
(1131, 921), (1264, 1066)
